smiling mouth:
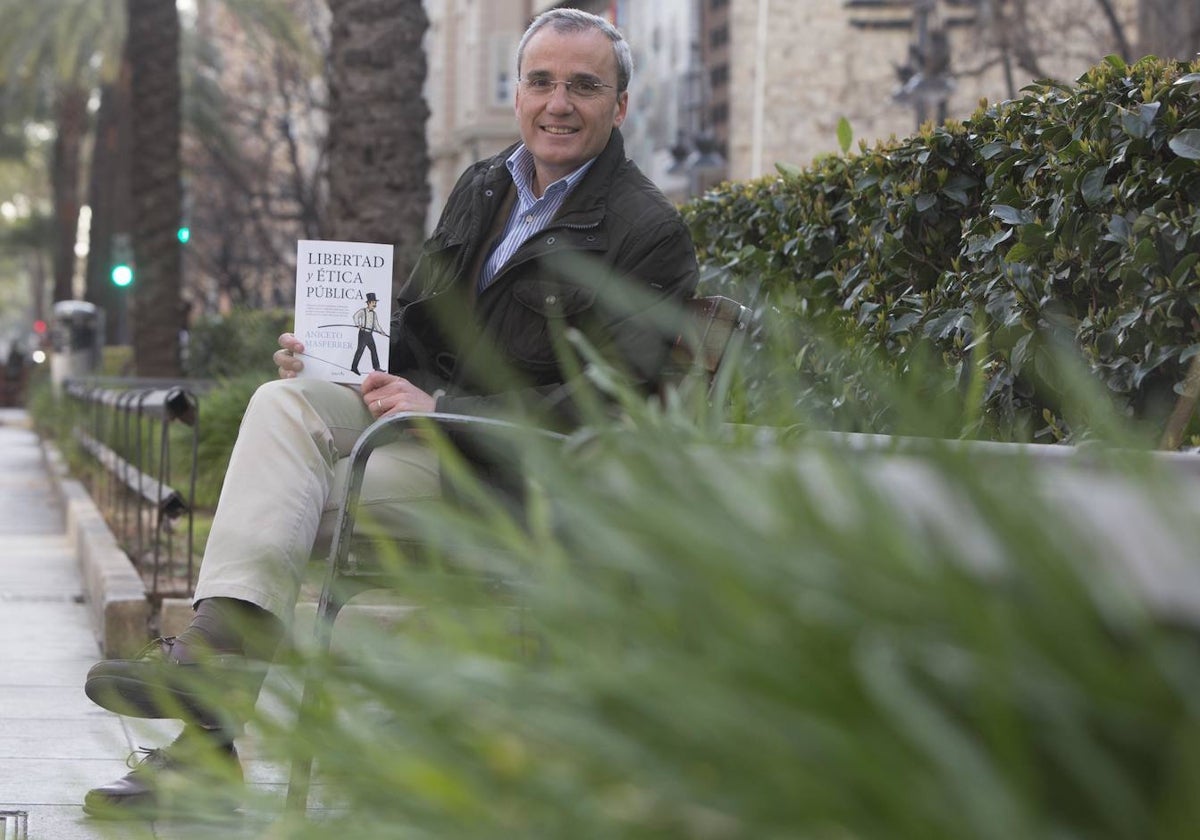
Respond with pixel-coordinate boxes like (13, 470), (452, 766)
(542, 126), (577, 135)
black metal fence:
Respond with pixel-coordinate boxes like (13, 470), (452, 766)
(65, 378), (207, 601)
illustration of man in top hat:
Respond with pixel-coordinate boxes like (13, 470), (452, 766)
(350, 292), (383, 375)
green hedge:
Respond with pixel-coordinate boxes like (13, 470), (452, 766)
(185, 307), (292, 380)
(685, 56), (1200, 444)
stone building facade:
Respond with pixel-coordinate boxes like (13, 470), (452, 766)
(720, 0), (1141, 182)
(423, 0), (1145, 214)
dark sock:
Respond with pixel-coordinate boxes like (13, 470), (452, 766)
(175, 722), (237, 753)
(175, 598), (284, 662)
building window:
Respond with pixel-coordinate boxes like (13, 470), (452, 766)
(709, 25), (729, 49)
(491, 35), (517, 108)
(710, 64), (729, 89)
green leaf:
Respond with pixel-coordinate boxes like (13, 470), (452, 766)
(1121, 108), (1147, 139)
(888, 311), (920, 334)
(854, 174), (880, 191)
(991, 205), (1032, 226)
(1115, 306), (1144, 329)
(1138, 102), (1161, 135)
(1170, 252), (1200, 284)
(1010, 332), (1033, 374)
(1103, 54), (1127, 73)
(1168, 129), (1200, 160)
(1018, 223), (1048, 247)
(1105, 214), (1132, 243)
(775, 162), (805, 180)
(1080, 166), (1110, 206)
(837, 117), (853, 155)
(1133, 237), (1158, 267)
(1005, 243), (1038, 263)
(1173, 73), (1200, 86)
(944, 187), (970, 206)
(980, 142), (1008, 161)
(1042, 125), (1074, 150)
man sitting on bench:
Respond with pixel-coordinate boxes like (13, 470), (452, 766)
(81, 7), (698, 818)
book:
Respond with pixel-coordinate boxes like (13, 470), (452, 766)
(293, 239), (394, 384)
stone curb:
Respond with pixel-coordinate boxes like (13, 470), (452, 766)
(41, 441), (150, 658)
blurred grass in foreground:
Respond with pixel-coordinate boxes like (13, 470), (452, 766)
(228, 392), (1200, 839)
(91, 310), (1200, 838)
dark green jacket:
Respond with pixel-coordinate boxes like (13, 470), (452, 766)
(391, 129), (699, 430)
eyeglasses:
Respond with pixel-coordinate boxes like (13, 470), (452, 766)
(520, 76), (617, 100)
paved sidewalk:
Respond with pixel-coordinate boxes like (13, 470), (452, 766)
(0, 410), (292, 839)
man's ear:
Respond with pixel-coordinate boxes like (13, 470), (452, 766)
(612, 90), (629, 128)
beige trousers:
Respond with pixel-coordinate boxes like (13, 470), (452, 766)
(192, 378), (441, 620)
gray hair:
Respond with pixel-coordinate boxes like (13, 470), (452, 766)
(516, 8), (633, 93)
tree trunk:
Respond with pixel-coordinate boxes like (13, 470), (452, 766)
(85, 57), (134, 345)
(1139, 0), (1200, 61)
(1092, 0), (1134, 62)
(51, 86), (89, 302)
(326, 0), (430, 300)
(127, 0), (184, 376)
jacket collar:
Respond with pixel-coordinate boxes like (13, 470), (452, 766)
(484, 129), (625, 226)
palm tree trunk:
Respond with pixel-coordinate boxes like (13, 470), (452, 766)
(326, 0), (430, 300)
(127, 0), (185, 376)
(51, 86), (89, 302)
(85, 57), (134, 345)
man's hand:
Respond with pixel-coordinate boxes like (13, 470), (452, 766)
(361, 371), (437, 418)
(273, 333), (305, 379)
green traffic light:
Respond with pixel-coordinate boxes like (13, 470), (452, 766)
(177, 226), (190, 244)
(111, 264), (134, 287)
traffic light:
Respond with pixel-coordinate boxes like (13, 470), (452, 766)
(111, 233), (134, 287)
(177, 225), (190, 244)
(111, 262), (134, 287)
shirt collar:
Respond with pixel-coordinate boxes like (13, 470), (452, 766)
(505, 145), (596, 205)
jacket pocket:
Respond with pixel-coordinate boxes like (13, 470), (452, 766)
(505, 279), (598, 367)
(511, 278), (597, 318)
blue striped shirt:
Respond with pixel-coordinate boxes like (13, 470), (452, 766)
(477, 145), (596, 294)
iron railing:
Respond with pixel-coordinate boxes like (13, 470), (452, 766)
(64, 377), (208, 601)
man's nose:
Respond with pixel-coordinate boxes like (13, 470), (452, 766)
(546, 83), (574, 111)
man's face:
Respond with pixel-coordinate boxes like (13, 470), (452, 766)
(367, 299), (377, 309)
(515, 26), (628, 192)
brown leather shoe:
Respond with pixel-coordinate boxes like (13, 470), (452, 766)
(84, 636), (266, 729)
(82, 728), (243, 819)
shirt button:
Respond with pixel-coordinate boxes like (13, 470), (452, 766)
(485, 189), (494, 197)
(525, 215), (534, 223)
(546, 295), (558, 305)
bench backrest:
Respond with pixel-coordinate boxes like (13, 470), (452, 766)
(666, 294), (750, 397)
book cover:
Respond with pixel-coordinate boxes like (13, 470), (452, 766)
(293, 239), (394, 384)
